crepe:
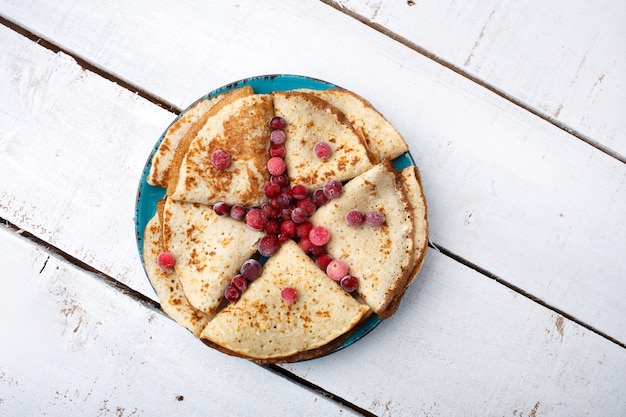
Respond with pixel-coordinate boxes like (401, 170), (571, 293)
(399, 166), (428, 283)
(200, 240), (370, 362)
(146, 88), (243, 188)
(309, 161), (415, 319)
(299, 87), (408, 161)
(167, 90), (273, 207)
(271, 91), (376, 190)
(142, 210), (210, 336)
(162, 199), (264, 317)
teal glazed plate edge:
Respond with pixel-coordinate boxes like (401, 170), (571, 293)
(134, 74), (415, 361)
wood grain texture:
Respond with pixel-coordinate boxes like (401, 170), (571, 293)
(333, 0), (626, 160)
(0, 226), (358, 417)
(284, 249), (626, 416)
(1, 2), (625, 342)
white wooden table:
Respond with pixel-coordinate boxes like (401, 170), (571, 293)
(1, 1), (625, 415)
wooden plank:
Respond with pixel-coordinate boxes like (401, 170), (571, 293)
(283, 248), (626, 416)
(332, 0), (626, 160)
(1, 1), (625, 344)
(0, 226), (358, 416)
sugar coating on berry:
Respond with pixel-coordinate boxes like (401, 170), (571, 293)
(313, 142), (332, 159)
(267, 157), (286, 176)
(309, 226), (330, 246)
(258, 235), (280, 257)
(211, 149), (231, 169)
(340, 275), (359, 292)
(281, 287), (297, 303)
(291, 184), (308, 200)
(364, 210), (386, 227)
(291, 207), (308, 224)
(230, 205), (247, 221)
(269, 116), (286, 130)
(326, 259), (349, 281)
(264, 182), (281, 198)
(157, 252), (175, 270)
(345, 209), (364, 226)
(323, 179), (343, 199)
(270, 129), (286, 144)
(245, 209), (268, 230)
(240, 258), (262, 281)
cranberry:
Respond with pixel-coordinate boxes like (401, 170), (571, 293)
(280, 219), (297, 238)
(291, 207), (308, 224)
(230, 205), (247, 221)
(245, 209), (268, 230)
(240, 259), (262, 281)
(323, 179), (343, 199)
(269, 116), (286, 130)
(211, 149), (231, 169)
(315, 253), (334, 270)
(340, 275), (359, 292)
(313, 142), (332, 159)
(310, 244), (326, 257)
(231, 274), (248, 293)
(258, 235), (280, 257)
(364, 210), (385, 227)
(270, 174), (289, 189)
(265, 219), (281, 235)
(278, 233), (290, 243)
(213, 202), (230, 216)
(269, 143), (286, 158)
(157, 252), (175, 270)
(291, 184), (308, 200)
(309, 226), (330, 246)
(225, 285), (241, 302)
(280, 207), (293, 221)
(311, 188), (329, 206)
(267, 157), (286, 176)
(298, 237), (313, 253)
(281, 287), (297, 303)
(296, 197), (316, 216)
(296, 221), (313, 239)
(275, 192), (292, 208)
(326, 259), (349, 281)
(345, 209), (364, 226)
(264, 182), (281, 199)
(270, 129), (286, 144)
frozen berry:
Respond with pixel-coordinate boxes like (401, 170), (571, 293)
(364, 210), (386, 227)
(291, 184), (308, 200)
(269, 116), (286, 130)
(315, 253), (334, 270)
(281, 287), (297, 303)
(323, 179), (343, 199)
(296, 221), (313, 239)
(309, 226), (330, 246)
(313, 142), (332, 159)
(280, 219), (297, 238)
(213, 202), (230, 217)
(230, 204), (247, 221)
(340, 275), (359, 292)
(240, 259), (262, 281)
(311, 188), (328, 206)
(211, 149), (231, 169)
(298, 237), (313, 253)
(225, 285), (241, 302)
(270, 129), (286, 144)
(270, 174), (289, 189)
(267, 157), (286, 176)
(296, 197), (316, 216)
(345, 209), (364, 226)
(231, 274), (248, 293)
(245, 209), (268, 230)
(326, 259), (348, 281)
(269, 143), (286, 158)
(291, 207), (308, 224)
(264, 182), (281, 199)
(275, 192), (292, 208)
(258, 235), (280, 257)
(278, 233), (290, 243)
(265, 219), (281, 235)
(157, 252), (175, 270)
(310, 244), (326, 257)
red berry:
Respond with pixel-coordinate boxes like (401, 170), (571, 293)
(275, 192), (292, 208)
(270, 129), (286, 144)
(296, 221), (313, 239)
(240, 259), (262, 281)
(345, 209), (364, 226)
(315, 253), (333, 270)
(230, 205), (247, 221)
(211, 149), (231, 169)
(267, 157), (286, 176)
(258, 235), (280, 257)
(281, 287), (297, 303)
(157, 252), (175, 270)
(269, 143), (286, 158)
(311, 188), (329, 206)
(309, 226), (330, 246)
(280, 207), (293, 221)
(298, 237), (313, 253)
(231, 274), (248, 293)
(270, 174), (289, 188)
(291, 184), (308, 199)
(269, 116), (286, 130)
(280, 219), (297, 238)
(278, 233), (290, 243)
(310, 244), (326, 257)
(323, 180), (343, 199)
(225, 285), (241, 302)
(265, 219), (281, 235)
(340, 275), (359, 292)
(313, 142), (332, 159)
(291, 207), (308, 224)
(296, 197), (316, 216)
(326, 259), (348, 281)
(364, 210), (386, 227)
(264, 182), (281, 198)
(245, 209), (268, 230)
(213, 202), (230, 216)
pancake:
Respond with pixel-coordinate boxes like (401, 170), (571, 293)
(142, 211), (210, 336)
(200, 240), (370, 363)
(146, 88), (245, 188)
(271, 90), (376, 191)
(167, 91), (273, 207)
(162, 199), (264, 317)
(299, 87), (408, 161)
(309, 161), (415, 319)
(399, 166), (428, 283)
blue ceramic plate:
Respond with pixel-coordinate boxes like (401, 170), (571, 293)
(135, 74), (414, 360)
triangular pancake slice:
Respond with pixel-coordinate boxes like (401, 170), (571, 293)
(400, 166), (428, 284)
(168, 91), (273, 207)
(271, 91), (377, 191)
(309, 161), (415, 319)
(200, 240), (370, 363)
(147, 87), (248, 188)
(142, 209), (209, 336)
(300, 87), (408, 161)
(162, 199), (264, 317)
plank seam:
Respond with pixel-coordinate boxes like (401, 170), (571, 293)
(320, 0), (626, 165)
(427, 240), (626, 349)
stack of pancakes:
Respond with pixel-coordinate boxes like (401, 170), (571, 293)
(142, 84), (428, 363)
